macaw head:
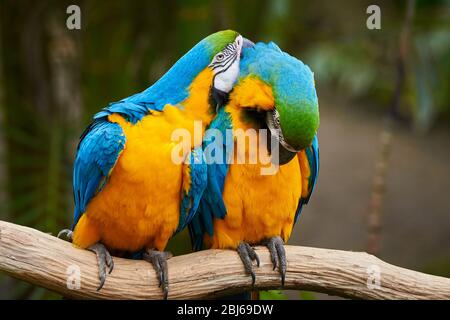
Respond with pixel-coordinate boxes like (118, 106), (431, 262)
(228, 42), (319, 164)
(202, 30), (254, 106)
(99, 30), (256, 124)
(136, 30), (254, 111)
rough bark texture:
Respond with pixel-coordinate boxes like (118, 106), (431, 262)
(0, 220), (449, 300)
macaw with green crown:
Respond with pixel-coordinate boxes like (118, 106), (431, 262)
(189, 42), (320, 290)
(58, 30), (254, 298)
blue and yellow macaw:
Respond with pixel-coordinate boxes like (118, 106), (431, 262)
(58, 30), (254, 298)
(189, 42), (320, 285)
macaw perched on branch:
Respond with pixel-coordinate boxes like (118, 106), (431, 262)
(189, 42), (319, 286)
(58, 30), (254, 298)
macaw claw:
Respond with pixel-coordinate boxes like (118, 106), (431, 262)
(237, 242), (260, 287)
(264, 236), (286, 286)
(57, 229), (73, 242)
(143, 249), (173, 300)
(88, 243), (114, 291)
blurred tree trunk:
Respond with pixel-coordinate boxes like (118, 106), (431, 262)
(391, 0), (416, 120)
(1, 0), (83, 299)
(176, 0), (213, 54)
(0, 18), (12, 297)
(0, 0), (82, 232)
(367, 0), (416, 257)
(0, 33), (7, 220)
(228, 0), (269, 41)
(212, 0), (231, 30)
(47, 5), (83, 227)
(0, 107), (6, 218)
(130, 0), (177, 85)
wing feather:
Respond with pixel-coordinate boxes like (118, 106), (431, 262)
(177, 146), (208, 233)
(294, 134), (319, 223)
(72, 119), (126, 228)
(188, 108), (232, 250)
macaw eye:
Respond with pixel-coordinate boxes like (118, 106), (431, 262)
(216, 53), (224, 61)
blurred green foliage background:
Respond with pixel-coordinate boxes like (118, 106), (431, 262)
(0, 0), (449, 299)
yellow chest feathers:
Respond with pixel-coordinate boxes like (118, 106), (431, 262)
(73, 68), (216, 252)
(209, 104), (302, 249)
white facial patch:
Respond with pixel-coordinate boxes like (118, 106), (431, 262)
(213, 58), (240, 93)
(209, 35), (243, 93)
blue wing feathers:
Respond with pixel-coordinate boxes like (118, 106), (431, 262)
(294, 134), (319, 223)
(71, 36), (224, 232)
(305, 135), (319, 203)
(188, 109), (232, 250)
(94, 101), (153, 124)
(92, 38), (216, 125)
(177, 147), (208, 234)
(72, 120), (126, 229)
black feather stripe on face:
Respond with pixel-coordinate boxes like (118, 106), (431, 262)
(208, 36), (243, 110)
(208, 54), (238, 111)
(209, 42), (238, 71)
(211, 53), (237, 70)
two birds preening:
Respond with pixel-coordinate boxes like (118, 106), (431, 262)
(58, 30), (320, 299)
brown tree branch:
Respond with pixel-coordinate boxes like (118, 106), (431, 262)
(0, 220), (449, 300)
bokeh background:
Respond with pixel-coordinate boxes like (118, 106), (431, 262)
(0, 0), (449, 299)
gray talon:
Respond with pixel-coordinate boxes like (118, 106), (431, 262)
(265, 236), (286, 286)
(143, 249), (172, 300)
(87, 243), (114, 291)
(237, 242), (260, 287)
(105, 247), (114, 274)
(57, 229), (73, 241)
(265, 238), (279, 270)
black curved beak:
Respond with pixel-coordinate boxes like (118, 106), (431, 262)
(264, 109), (298, 165)
(266, 127), (297, 165)
(276, 143), (297, 165)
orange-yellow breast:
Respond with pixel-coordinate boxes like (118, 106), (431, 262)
(73, 69), (215, 252)
(209, 158), (302, 249)
(207, 79), (303, 249)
